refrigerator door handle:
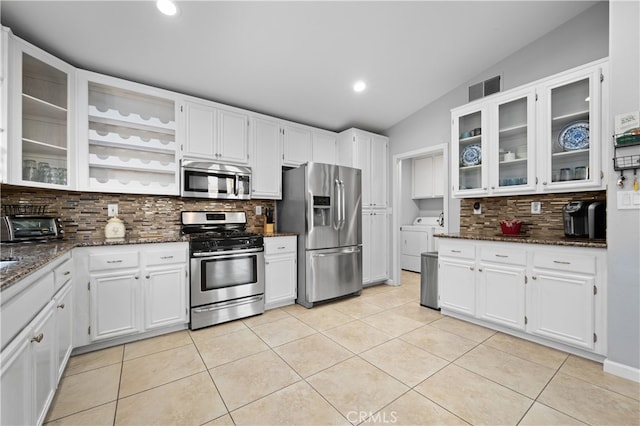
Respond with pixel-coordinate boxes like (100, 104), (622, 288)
(333, 179), (342, 230)
(339, 179), (346, 230)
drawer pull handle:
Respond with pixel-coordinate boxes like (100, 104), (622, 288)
(31, 333), (44, 343)
(57, 303), (65, 309)
(107, 260), (123, 264)
(64, 271), (71, 275)
(553, 260), (571, 265)
(277, 246), (286, 249)
(451, 250), (461, 253)
(160, 256), (173, 259)
(495, 254), (508, 258)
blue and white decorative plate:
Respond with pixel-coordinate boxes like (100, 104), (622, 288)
(558, 120), (589, 151)
(460, 144), (481, 166)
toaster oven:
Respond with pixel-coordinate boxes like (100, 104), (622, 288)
(0, 216), (65, 242)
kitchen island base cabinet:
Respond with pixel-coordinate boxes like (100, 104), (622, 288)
(264, 236), (297, 309)
(438, 238), (606, 356)
(73, 243), (189, 349)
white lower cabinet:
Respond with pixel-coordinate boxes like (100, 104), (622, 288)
(144, 264), (188, 330)
(528, 252), (597, 350)
(438, 238), (606, 355)
(438, 243), (476, 315)
(74, 242), (189, 348)
(90, 269), (142, 341)
(264, 236), (297, 309)
(1, 306), (56, 426)
(54, 282), (73, 382)
(477, 262), (526, 331)
(0, 253), (72, 426)
(362, 209), (388, 285)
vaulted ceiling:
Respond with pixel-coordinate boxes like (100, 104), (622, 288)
(1, 1), (598, 133)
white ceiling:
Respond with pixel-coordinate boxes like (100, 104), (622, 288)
(1, 1), (597, 134)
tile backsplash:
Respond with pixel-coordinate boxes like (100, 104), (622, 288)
(460, 191), (606, 238)
(0, 185), (276, 240)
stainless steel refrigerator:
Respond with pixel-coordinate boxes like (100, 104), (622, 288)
(277, 162), (362, 308)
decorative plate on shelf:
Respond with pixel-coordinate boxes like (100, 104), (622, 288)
(460, 144), (481, 166)
(558, 120), (589, 151)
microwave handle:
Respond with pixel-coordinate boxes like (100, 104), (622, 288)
(234, 175), (239, 196)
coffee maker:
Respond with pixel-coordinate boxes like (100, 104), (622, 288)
(562, 200), (606, 239)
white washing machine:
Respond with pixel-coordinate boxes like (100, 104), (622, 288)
(400, 216), (444, 272)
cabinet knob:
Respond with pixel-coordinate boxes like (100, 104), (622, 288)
(31, 333), (44, 343)
(478, 268), (483, 272)
(64, 271), (71, 276)
(532, 275), (537, 280)
(135, 276), (139, 280)
(145, 275), (150, 279)
(470, 266), (475, 271)
(491, 186), (495, 190)
(265, 261), (270, 265)
(542, 181), (547, 186)
(57, 303), (65, 309)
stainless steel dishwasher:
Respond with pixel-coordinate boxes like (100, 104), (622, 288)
(420, 252), (439, 310)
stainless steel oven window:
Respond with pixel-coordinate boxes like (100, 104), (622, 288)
(201, 255), (258, 290)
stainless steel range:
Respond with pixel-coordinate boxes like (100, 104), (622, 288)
(181, 211), (265, 330)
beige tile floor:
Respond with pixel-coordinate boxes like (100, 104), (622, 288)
(45, 271), (640, 425)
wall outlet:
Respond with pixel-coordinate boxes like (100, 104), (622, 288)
(255, 205), (262, 215)
(107, 204), (118, 217)
(531, 201), (541, 214)
(473, 202), (482, 215)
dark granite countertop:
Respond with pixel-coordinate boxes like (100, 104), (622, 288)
(1, 234), (190, 291)
(262, 232), (298, 238)
(435, 233), (607, 249)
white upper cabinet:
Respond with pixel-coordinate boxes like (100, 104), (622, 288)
(251, 116), (282, 199)
(282, 124), (312, 167)
(451, 105), (489, 197)
(538, 65), (605, 191)
(337, 128), (389, 208)
(76, 70), (180, 195)
(451, 59), (607, 198)
(1, 28), (8, 183)
(412, 153), (444, 198)
(312, 130), (337, 164)
(182, 99), (249, 165)
(8, 33), (75, 189)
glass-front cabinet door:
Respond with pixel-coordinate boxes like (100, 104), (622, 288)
(9, 36), (74, 188)
(490, 88), (536, 194)
(539, 66), (602, 191)
(451, 105), (488, 197)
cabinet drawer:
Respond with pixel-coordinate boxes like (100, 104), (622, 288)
(480, 246), (526, 265)
(439, 243), (475, 259)
(54, 258), (73, 291)
(144, 249), (187, 266)
(533, 251), (596, 274)
(1, 272), (54, 350)
(89, 252), (139, 271)
(264, 236), (297, 255)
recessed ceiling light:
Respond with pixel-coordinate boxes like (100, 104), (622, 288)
(157, 0), (178, 16)
(353, 81), (367, 93)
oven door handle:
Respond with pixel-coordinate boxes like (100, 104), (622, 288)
(192, 295), (264, 313)
(192, 247), (264, 258)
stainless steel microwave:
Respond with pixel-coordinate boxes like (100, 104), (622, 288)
(181, 160), (252, 200)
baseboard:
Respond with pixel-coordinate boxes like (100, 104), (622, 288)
(604, 359), (640, 383)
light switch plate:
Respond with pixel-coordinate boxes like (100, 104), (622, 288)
(531, 201), (541, 214)
(107, 204), (118, 217)
(617, 191), (640, 209)
(255, 205), (262, 215)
